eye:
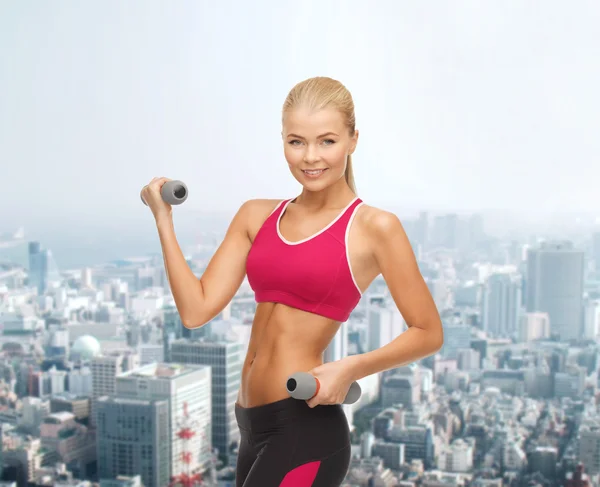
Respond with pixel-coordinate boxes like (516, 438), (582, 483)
(322, 139), (336, 145)
(288, 140), (302, 146)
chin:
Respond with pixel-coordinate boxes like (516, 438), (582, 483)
(297, 176), (332, 192)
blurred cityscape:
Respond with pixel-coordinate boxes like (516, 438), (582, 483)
(0, 210), (599, 487)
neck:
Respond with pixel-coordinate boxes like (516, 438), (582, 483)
(295, 177), (356, 209)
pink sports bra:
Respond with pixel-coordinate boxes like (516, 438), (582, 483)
(246, 196), (364, 322)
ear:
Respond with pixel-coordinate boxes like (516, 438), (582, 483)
(349, 129), (359, 154)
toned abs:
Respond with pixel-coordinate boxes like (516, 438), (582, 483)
(236, 303), (341, 407)
(236, 198), (377, 408)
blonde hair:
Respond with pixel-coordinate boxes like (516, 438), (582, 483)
(282, 77), (357, 194)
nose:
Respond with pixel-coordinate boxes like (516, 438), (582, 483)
(303, 144), (321, 164)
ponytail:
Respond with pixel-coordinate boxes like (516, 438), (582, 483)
(345, 154), (357, 194)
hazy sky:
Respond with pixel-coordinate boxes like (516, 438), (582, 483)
(1, 1), (599, 234)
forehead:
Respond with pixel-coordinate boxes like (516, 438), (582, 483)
(283, 107), (345, 135)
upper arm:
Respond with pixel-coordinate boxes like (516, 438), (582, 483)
(190, 201), (252, 325)
(189, 199), (279, 327)
(367, 209), (443, 346)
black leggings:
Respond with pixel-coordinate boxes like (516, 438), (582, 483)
(234, 397), (351, 487)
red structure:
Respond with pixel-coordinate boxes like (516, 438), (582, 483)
(169, 401), (203, 487)
(565, 463), (591, 487)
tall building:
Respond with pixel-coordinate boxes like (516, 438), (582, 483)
(440, 323), (471, 360)
(578, 419), (600, 475)
(481, 272), (522, 337)
(96, 396), (170, 487)
(170, 339), (242, 463)
(432, 214), (459, 250)
(28, 242), (48, 294)
(368, 303), (404, 351)
(91, 351), (140, 427)
(469, 214), (485, 249)
(115, 362), (212, 478)
(27, 241), (61, 294)
(583, 299), (600, 340)
(518, 312), (550, 342)
(526, 241), (585, 341)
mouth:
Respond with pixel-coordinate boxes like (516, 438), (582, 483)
(302, 169), (328, 179)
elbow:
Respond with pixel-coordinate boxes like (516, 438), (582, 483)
(430, 323), (444, 355)
(181, 313), (208, 330)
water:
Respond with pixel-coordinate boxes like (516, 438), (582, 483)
(5, 213), (228, 271)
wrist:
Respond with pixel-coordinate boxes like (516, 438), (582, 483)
(344, 354), (366, 383)
(155, 213), (173, 229)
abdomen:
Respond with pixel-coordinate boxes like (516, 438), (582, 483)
(236, 303), (341, 408)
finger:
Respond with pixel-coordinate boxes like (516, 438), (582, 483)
(151, 177), (172, 192)
(150, 177), (165, 188)
(305, 377), (321, 408)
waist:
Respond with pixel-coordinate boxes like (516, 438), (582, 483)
(238, 352), (323, 406)
(235, 396), (346, 433)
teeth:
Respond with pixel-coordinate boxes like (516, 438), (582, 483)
(304, 170), (324, 175)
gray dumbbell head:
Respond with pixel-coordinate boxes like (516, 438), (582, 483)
(342, 381), (362, 405)
(161, 180), (188, 205)
(286, 372), (317, 400)
(286, 372), (362, 404)
(140, 180), (188, 206)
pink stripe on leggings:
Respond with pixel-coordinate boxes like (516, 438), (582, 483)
(279, 461), (321, 486)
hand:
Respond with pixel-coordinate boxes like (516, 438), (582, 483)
(305, 356), (359, 408)
(141, 177), (173, 221)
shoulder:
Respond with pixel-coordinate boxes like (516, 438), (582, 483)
(354, 203), (413, 267)
(234, 198), (286, 235)
(238, 198), (286, 219)
(354, 203), (406, 238)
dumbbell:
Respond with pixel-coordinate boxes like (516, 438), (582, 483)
(286, 372), (362, 405)
(140, 180), (188, 206)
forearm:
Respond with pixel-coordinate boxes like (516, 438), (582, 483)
(348, 326), (443, 381)
(156, 215), (204, 327)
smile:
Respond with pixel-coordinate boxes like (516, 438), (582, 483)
(302, 169), (328, 178)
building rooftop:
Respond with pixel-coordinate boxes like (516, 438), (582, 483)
(120, 362), (208, 380)
(43, 411), (75, 424)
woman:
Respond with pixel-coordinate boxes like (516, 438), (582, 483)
(142, 77), (443, 487)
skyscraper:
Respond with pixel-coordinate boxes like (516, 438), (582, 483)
(96, 396), (170, 487)
(115, 363), (212, 478)
(170, 339), (242, 464)
(526, 241), (584, 341)
(91, 351), (140, 427)
(482, 272), (522, 338)
(28, 241), (48, 293)
(27, 241), (61, 293)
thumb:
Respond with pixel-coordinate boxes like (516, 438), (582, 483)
(307, 365), (323, 376)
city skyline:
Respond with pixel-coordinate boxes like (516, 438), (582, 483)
(2, 1), (600, 232)
(1, 2), (600, 485)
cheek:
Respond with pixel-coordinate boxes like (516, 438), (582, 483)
(284, 146), (303, 166)
(329, 145), (349, 166)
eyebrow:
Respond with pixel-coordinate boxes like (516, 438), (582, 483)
(287, 132), (339, 139)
